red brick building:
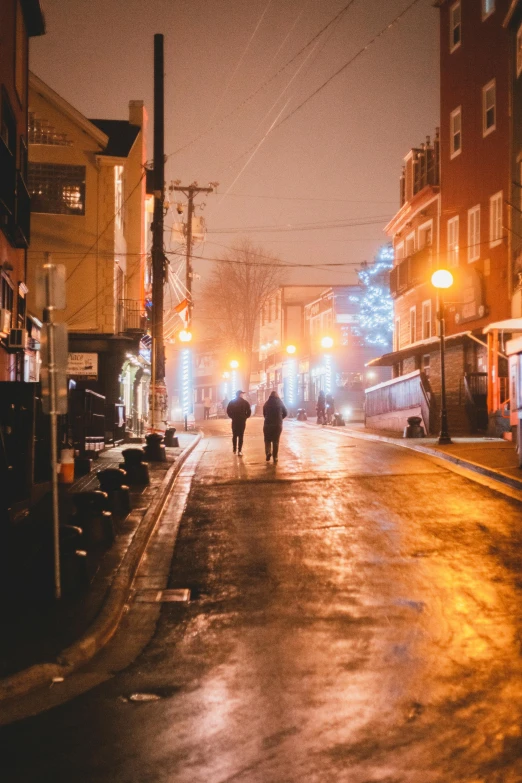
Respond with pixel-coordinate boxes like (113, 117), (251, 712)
(367, 0), (513, 436)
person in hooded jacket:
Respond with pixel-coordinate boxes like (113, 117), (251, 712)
(226, 390), (251, 456)
(263, 390), (287, 463)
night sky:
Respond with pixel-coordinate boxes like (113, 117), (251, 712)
(30, 0), (439, 289)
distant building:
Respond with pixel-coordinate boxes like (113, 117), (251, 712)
(26, 73), (152, 444)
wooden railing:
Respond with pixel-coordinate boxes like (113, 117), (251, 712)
(365, 370), (423, 418)
(389, 246), (434, 298)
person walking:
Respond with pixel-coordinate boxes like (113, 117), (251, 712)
(263, 390), (287, 463)
(203, 395), (212, 420)
(316, 389), (326, 425)
(226, 390), (251, 456)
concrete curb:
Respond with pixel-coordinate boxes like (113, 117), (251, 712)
(297, 420), (522, 493)
(0, 431), (203, 703)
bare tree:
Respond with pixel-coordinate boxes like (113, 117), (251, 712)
(198, 238), (284, 391)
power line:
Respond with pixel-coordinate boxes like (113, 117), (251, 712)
(223, 0), (423, 173)
(165, 0), (358, 160)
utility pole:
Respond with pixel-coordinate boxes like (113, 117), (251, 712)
(171, 183), (216, 329)
(171, 183), (216, 431)
(151, 33), (167, 430)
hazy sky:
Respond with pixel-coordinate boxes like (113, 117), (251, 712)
(31, 0), (439, 289)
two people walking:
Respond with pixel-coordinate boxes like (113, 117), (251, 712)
(226, 389), (287, 462)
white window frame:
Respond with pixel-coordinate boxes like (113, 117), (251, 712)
(422, 300), (432, 340)
(447, 216), (459, 266)
(483, 80), (496, 137)
(482, 0), (494, 21)
(409, 306), (417, 345)
(405, 232), (415, 257)
(394, 317), (401, 351)
(489, 191), (503, 248)
(517, 24), (522, 77)
(467, 205), (480, 262)
(450, 107), (462, 159)
(395, 241), (404, 260)
(418, 219), (433, 249)
(450, 2), (461, 53)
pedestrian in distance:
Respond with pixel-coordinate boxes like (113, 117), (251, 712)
(203, 395), (212, 420)
(325, 393), (335, 425)
(316, 390), (326, 425)
(263, 390), (287, 463)
(226, 390), (251, 456)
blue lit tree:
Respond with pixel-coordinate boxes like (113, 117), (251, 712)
(350, 244), (394, 349)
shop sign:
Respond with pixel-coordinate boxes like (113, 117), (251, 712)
(67, 352), (98, 379)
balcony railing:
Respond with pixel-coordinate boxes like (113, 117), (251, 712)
(389, 246), (434, 298)
(117, 299), (147, 333)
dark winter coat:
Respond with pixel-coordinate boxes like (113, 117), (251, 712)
(262, 395), (288, 432)
(226, 397), (251, 425)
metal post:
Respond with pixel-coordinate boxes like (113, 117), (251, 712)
(44, 263), (61, 600)
(438, 294), (452, 445)
(151, 33), (165, 431)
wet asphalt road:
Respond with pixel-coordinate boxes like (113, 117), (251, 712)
(4, 419), (522, 782)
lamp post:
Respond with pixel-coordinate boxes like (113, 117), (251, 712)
(285, 344), (297, 413)
(230, 359), (239, 396)
(178, 329), (192, 431)
(321, 336), (334, 395)
(431, 269), (454, 445)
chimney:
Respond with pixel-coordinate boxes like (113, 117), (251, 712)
(129, 100), (146, 128)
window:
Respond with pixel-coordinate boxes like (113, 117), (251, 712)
(28, 163), (86, 215)
(468, 205), (480, 262)
(1, 91), (16, 155)
(1, 273), (14, 313)
(422, 354), (430, 379)
(483, 80), (496, 136)
(395, 242), (404, 260)
(418, 222), (433, 249)
(447, 216), (459, 266)
(394, 317), (401, 351)
(450, 107), (461, 158)
(422, 301), (432, 340)
(409, 306), (416, 344)
(482, 0), (494, 20)
(518, 25), (522, 77)
(489, 191), (503, 247)
(115, 166), (124, 231)
(450, 2), (461, 52)
(405, 233), (415, 257)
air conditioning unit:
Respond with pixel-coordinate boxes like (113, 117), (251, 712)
(8, 328), (28, 350)
(0, 308), (11, 336)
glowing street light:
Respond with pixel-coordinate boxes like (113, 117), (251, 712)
(286, 344), (296, 355)
(321, 336), (334, 349)
(230, 359), (239, 369)
(431, 269), (454, 445)
(179, 329), (192, 342)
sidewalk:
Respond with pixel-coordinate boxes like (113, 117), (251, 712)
(310, 420), (522, 493)
(0, 431), (201, 702)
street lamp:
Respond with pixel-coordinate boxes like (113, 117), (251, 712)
(229, 359), (239, 395)
(321, 336), (334, 349)
(431, 269), (454, 445)
(178, 329), (192, 342)
(321, 336), (334, 394)
(285, 345), (297, 411)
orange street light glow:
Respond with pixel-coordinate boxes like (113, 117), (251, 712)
(431, 269), (454, 289)
(179, 329), (192, 342)
(230, 359), (239, 369)
(321, 336), (334, 349)
(286, 344), (296, 355)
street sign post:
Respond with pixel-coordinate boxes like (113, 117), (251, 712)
(36, 257), (67, 600)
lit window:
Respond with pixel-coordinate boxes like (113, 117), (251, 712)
(482, 0), (494, 20)
(518, 25), (522, 77)
(489, 191), (503, 247)
(409, 307), (416, 344)
(447, 216), (459, 266)
(28, 163), (86, 215)
(419, 223), (433, 248)
(422, 301), (432, 340)
(450, 107), (461, 158)
(483, 80), (496, 136)
(450, 2), (461, 52)
(468, 205), (480, 262)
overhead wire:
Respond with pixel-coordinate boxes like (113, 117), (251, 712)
(165, 0), (358, 160)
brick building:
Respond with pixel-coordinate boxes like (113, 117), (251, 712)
(367, 0), (513, 436)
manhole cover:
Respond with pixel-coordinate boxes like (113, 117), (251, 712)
(135, 589), (190, 603)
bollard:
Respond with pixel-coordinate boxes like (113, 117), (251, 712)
(144, 432), (167, 462)
(72, 491), (115, 546)
(97, 468), (131, 517)
(120, 448), (150, 485)
(404, 415), (425, 438)
(164, 427), (179, 448)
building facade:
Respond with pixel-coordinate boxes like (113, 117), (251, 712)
(26, 73), (151, 445)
